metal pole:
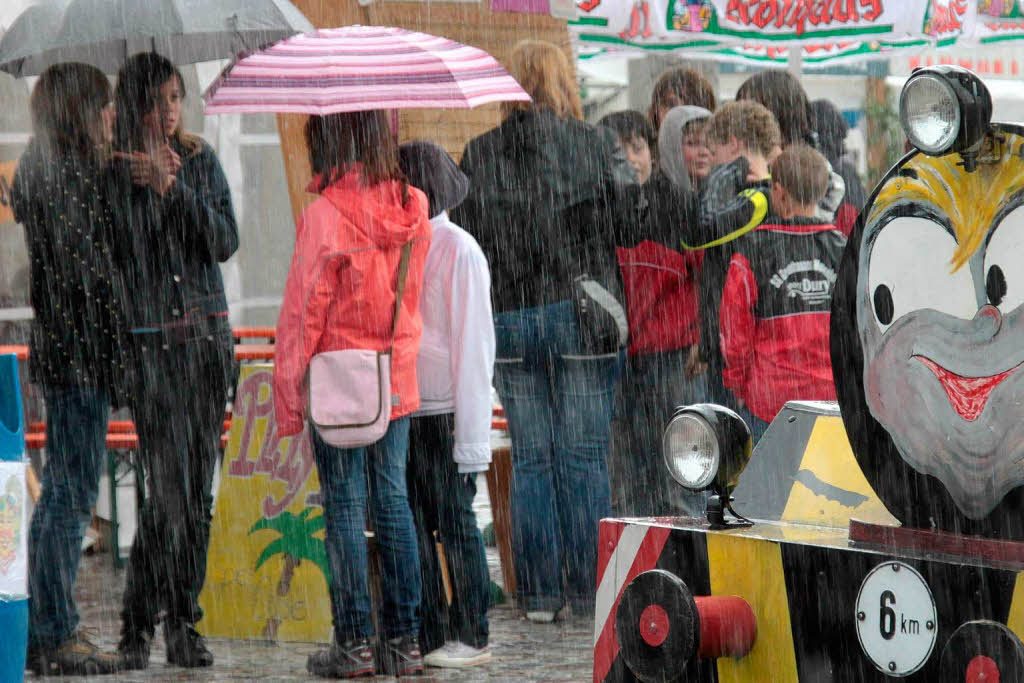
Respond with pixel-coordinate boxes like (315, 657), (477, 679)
(787, 45), (803, 78)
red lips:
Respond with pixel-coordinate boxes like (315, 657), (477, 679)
(915, 356), (1020, 421)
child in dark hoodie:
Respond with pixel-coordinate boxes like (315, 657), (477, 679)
(603, 106), (713, 516)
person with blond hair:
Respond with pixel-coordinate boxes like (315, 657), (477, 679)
(452, 39), (633, 623)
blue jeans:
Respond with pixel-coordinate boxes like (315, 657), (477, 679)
(408, 413), (489, 651)
(311, 417), (421, 642)
(28, 385), (109, 648)
(494, 301), (621, 614)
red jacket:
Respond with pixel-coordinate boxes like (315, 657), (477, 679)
(273, 168), (432, 436)
(719, 218), (846, 423)
(617, 241), (702, 355)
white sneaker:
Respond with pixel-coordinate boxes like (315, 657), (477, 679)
(423, 641), (492, 668)
(525, 610), (556, 623)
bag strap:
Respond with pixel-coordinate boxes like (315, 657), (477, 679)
(389, 242), (413, 350)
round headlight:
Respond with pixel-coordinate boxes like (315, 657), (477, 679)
(663, 412), (720, 490)
(900, 73), (961, 155)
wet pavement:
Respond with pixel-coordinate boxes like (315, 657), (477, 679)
(36, 480), (594, 682)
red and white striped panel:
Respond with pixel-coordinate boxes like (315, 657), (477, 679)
(593, 520), (671, 682)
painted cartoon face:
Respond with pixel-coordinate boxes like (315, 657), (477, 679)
(857, 140), (1024, 519)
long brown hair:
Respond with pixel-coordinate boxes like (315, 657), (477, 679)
(648, 66), (717, 131)
(736, 70), (814, 148)
(305, 110), (408, 200)
(114, 52), (202, 157)
(501, 40), (582, 121)
(30, 62), (112, 163)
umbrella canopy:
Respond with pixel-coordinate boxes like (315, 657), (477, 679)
(0, 0), (314, 77)
(202, 25), (531, 115)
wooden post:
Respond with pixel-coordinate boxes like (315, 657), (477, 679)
(485, 446), (517, 596)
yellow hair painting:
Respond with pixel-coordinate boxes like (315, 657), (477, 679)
(868, 133), (1024, 272)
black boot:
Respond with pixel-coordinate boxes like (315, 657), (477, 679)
(117, 625), (153, 671)
(164, 621), (214, 668)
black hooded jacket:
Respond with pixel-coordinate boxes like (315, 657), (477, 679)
(111, 138), (238, 339)
(452, 109), (634, 313)
(11, 140), (128, 392)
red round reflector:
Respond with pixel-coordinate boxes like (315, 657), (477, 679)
(966, 654), (1000, 683)
(639, 604), (670, 647)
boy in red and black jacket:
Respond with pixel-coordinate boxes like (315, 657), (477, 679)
(689, 101), (777, 411)
(719, 145), (847, 438)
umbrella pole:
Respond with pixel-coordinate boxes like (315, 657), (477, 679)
(391, 108), (399, 144)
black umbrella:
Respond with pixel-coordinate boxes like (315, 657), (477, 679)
(0, 0), (314, 77)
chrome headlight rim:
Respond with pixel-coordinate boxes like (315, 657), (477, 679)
(662, 411), (720, 491)
(898, 65), (992, 159)
(899, 73), (961, 156)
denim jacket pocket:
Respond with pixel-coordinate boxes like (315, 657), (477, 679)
(494, 316), (526, 363)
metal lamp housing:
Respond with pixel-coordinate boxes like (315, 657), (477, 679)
(899, 65), (992, 158)
(663, 403), (752, 494)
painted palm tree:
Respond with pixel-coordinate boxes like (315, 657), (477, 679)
(248, 507), (330, 640)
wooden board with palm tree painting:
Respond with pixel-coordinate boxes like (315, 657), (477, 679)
(197, 364), (332, 642)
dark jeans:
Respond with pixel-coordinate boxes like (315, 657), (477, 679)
(611, 347), (710, 517)
(493, 301), (621, 614)
(407, 413), (489, 652)
(28, 385), (109, 648)
(311, 417), (421, 642)
(121, 337), (231, 633)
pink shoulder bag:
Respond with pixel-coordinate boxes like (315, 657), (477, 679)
(307, 243), (412, 448)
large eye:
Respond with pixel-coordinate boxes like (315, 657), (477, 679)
(867, 216), (977, 332)
(984, 205), (1024, 313)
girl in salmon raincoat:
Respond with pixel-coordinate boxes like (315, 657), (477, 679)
(273, 110), (432, 679)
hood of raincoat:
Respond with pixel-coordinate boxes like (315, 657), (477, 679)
(398, 141), (469, 219)
(306, 165), (426, 249)
(658, 105), (711, 194)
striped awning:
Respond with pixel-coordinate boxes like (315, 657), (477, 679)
(202, 25), (531, 115)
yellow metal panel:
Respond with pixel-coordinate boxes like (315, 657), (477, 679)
(781, 415), (899, 528)
(1006, 572), (1024, 641)
(707, 533), (799, 683)
(199, 364), (331, 643)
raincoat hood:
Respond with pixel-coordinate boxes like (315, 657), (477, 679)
(398, 141), (469, 219)
(658, 105), (711, 194)
(307, 165), (425, 249)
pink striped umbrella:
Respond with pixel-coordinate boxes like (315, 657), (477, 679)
(202, 25), (531, 114)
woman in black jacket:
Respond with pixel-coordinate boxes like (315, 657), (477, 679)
(111, 52), (239, 670)
(13, 62), (126, 676)
(452, 39), (632, 622)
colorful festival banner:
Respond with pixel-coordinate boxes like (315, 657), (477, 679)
(198, 364), (331, 643)
(570, 1), (1024, 66)
(0, 462), (27, 600)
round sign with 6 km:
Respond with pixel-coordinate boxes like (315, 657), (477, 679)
(855, 561), (937, 677)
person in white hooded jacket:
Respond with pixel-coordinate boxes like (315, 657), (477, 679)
(399, 141), (496, 669)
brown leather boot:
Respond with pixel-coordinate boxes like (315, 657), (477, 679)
(27, 629), (124, 676)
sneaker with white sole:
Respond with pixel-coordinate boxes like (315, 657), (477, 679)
(525, 610), (556, 623)
(423, 641), (492, 668)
